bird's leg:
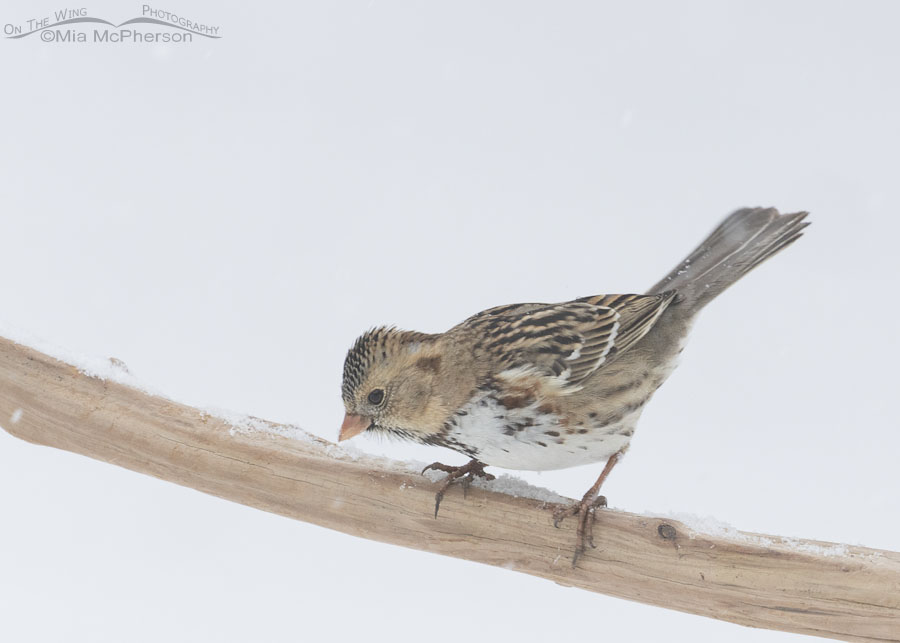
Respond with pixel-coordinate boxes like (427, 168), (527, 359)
(421, 459), (495, 518)
(552, 448), (626, 567)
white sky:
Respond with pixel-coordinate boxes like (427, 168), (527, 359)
(1, 1), (898, 641)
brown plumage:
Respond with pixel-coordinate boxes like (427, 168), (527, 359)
(339, 207), (810, 563)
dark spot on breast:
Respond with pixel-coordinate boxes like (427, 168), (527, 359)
(577, 428), (588, 434)
(503, 427), (516, 436)
(544, 430), (560, 437)
(415, 355), (442, 373)
(500, 393), (533, 409)
(536, 441), (548, 447)
(588, 412), (598, 419)
(537, 403), (555, 415)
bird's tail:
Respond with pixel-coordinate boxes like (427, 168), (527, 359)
(648, 207), (809, 312)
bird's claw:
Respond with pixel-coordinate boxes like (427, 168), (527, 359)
(421, 459), (495, 518)
(433, 490), (445, 519)
(421, 462), (456, 475)
(552, 494), (608, 567)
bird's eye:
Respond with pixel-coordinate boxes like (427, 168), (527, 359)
(367, 389), (385, 406)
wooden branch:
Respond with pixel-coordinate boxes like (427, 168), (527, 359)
(0, 337), (897, 642)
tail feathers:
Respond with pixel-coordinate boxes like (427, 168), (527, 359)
(648, 207), (809, 311)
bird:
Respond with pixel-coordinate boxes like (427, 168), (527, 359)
(338, 207), (809, 564)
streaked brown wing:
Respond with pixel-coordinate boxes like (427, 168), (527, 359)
(576, 292), (677, 357)
(460, 291), (675, 388)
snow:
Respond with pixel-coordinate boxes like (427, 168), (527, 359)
(473, 474), (568, 504)
(207, 407), (312, 441)
(215, 406), (569, 503)
(223, 410), (567, 503)
(0, 320), (166, 397)
(650, 511), (871, 559)
(0, 321), (375, 463)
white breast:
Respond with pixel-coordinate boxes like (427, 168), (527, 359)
(442, 393), (639, 471)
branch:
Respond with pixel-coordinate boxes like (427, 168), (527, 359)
(0, 336), (897, 642)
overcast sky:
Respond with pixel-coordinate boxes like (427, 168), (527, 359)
(1, 2), (898, 641)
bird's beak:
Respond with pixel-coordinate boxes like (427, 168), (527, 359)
(339, 413), (371, 442)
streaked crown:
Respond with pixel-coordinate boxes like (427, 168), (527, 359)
(341, 327), (433, 405)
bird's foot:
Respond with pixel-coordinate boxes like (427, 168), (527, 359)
(552, 493), (608, 567)
(421, 459), (495, 518)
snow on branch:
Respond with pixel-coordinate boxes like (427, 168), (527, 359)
(0, 336), (897, 642)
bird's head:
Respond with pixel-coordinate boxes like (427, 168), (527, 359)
(339, 327), (451, 442)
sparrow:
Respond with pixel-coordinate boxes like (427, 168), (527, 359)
(339, 207), (809, 564)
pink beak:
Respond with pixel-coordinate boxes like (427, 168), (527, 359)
(339, 413), (371, 442)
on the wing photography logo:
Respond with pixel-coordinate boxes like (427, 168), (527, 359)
(4, 5), (220, 44)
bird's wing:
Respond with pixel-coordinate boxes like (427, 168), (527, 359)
(461, 292), (676, 390)
(575, 292), (678, 357)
